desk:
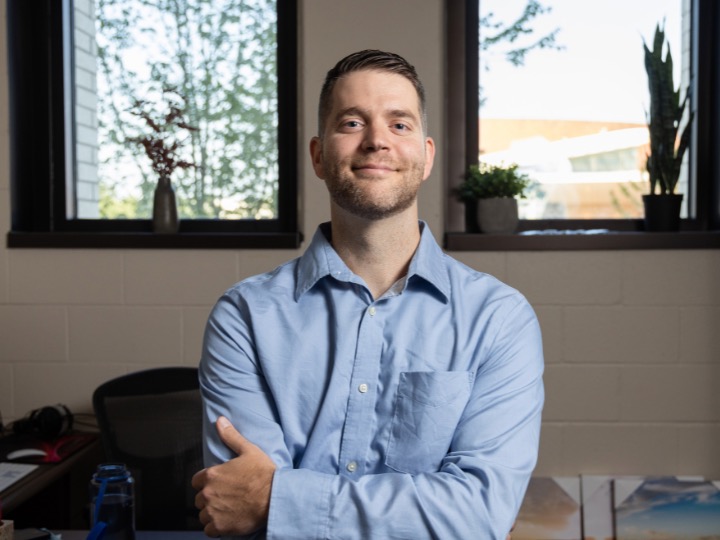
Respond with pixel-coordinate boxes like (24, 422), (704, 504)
(0, 433), (102, 528)
(58, 533), (206, 540)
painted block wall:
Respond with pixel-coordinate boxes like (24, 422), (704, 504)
(0, 0), (718, 479)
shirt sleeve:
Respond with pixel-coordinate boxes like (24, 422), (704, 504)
(266, 298), (544, 540)
(199, 293), (294, 471)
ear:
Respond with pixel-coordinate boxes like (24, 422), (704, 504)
(422, 136), (436, 181)
(310, 136), (325, 179)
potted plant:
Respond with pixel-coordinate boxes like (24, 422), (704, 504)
(128, 88), (197, 233)
(642, 22), (692, 231)
(455, 162), (530, 234)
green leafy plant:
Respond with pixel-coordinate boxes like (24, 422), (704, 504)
(643, 22), (692, 195)
(127, 88), (198, 182)
(455, 163), (531, 202)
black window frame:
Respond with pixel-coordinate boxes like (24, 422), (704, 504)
(6, 0), (301, 249)
(445, 0), (720, 251)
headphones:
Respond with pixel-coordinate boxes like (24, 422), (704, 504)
(13, 404), (74, 439)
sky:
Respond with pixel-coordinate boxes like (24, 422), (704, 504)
(615, 479), (720, 537)
(480, 0), (684, 123)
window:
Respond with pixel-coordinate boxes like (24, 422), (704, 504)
(445, 0), (720, 250)
(7, 0), (300, 248)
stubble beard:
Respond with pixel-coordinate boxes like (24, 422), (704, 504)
(323, 158), (426, 220)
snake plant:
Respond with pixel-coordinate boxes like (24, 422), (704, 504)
(643, 23), (692, 195)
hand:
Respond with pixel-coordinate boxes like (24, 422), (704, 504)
(192, 416), (277, 537)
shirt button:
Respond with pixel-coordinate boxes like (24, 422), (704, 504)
(358, 383), (368, 393)
(346, 461), (358, 472)
(368, 306), (376, 316)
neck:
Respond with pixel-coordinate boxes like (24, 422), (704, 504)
(329, 204), (421, 299)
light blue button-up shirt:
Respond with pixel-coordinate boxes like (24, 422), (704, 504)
(200, 222), (544, 539)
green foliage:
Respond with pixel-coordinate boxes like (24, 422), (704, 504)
(643, 22), (692, 195)
(455, 163), (531, 201)
(99, 184), (140, 219)
(96, 0), (279, 219)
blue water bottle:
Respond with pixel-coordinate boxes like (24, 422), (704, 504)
(89, 463), (136, 540)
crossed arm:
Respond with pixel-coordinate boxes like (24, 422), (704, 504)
(192, 293), (543, 538)
(192, 416), (275, 536)
(192, 417), (518, 539)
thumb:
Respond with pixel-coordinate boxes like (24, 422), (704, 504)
(216, 415), (250, 455)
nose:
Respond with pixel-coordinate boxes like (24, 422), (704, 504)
(362, 122), (389, 151)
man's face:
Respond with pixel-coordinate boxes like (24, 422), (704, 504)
(310, 69), (435, 220)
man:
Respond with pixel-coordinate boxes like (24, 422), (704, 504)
(192, 49), (544, 539)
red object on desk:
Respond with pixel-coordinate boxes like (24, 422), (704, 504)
(1, 432), (96, 464)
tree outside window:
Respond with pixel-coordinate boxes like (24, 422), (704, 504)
(75, 0), (279, 221)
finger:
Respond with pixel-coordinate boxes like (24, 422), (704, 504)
(204, 522), (220, 538)
(198, 506), (210, 526)
(215, 415), (252, 454)
(194, 489), (206, 511)
(190, 467), (207, 490)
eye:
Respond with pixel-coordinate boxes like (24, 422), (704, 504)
(391, 122), (414, 134)
(338, 119), (364, 133)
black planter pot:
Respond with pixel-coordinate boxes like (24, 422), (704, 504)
(642, 194), (683, 232)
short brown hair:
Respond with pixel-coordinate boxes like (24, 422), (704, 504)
(317, 49), (427, 136)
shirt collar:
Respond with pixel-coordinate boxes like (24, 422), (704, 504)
(408, 222), (451, 302)
(295, 221), (450, 302)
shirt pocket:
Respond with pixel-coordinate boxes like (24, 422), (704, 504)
(385, 370), (474, 475)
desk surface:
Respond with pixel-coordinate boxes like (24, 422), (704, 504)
(0, 433), (100, 514)
(58, 532), (206, 540)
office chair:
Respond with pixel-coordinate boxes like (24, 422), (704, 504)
(92, 367), (204, 530)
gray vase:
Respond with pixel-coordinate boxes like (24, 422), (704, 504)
(476, 197), (519, 234)
(153, 176), (179, 233)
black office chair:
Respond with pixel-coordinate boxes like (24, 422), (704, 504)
(92, 367), (204, 530)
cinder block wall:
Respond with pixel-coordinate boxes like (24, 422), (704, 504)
(454, 250), (720, 478)
(0, 0), (718, 479)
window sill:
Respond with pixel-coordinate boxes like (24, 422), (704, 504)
(444, 230), (720, 251)
(6, 231), (304, 249)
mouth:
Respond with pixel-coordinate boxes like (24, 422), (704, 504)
(352, 163), (397, 174)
